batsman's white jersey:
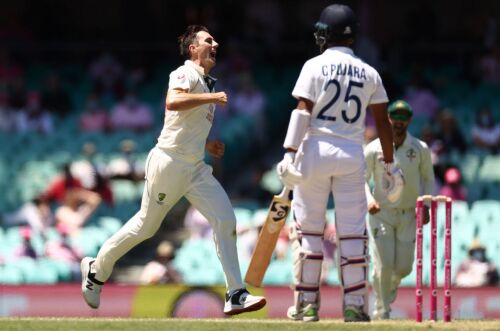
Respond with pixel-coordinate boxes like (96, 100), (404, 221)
(93, 60), (244, 292)
(292, 47), (388, 145)
(290, 46), (388, 310)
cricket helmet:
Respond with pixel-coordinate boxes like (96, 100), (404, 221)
(314, 4), (358, 51)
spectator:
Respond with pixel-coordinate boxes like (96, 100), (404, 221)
(71, 143), (114, 206)
(139, 240), (182, 284)
(455, 240), (499, 287)
(439, 167), (467, 201)
(478, 43), (500, 84)
(471, 107), (500, 153)
(403, 71), (439, 119)
(107, 139), (145, 182)
(233, 73), (267, 147)
(41, 73), (72, 118)
(45, 223), (83, 281)
(434, 109), (467, 155)
(14, 91), (54, 135)
(89, 52), (125, 100)
(43, 163), (83, 205)
(183, 205), (212, 240)
(2, 195), (54, 235)
(420, 124), (443, 166)
(109, 91), (153, 132)
(79, 94), (110, 133)
(54, 188), (102, 235)
(14, 227), (38, 259)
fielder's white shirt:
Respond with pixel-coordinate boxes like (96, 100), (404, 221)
(364, 133), (435, 209)
(156, 60), (216, 162)
(292, 46), (388, 145)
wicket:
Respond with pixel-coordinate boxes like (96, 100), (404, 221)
(415, 195), (452, 322)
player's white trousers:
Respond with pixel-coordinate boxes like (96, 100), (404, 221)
(293, 135), (368, 303)
(367, 207), (416, 317)
(94, 147), (244, 291)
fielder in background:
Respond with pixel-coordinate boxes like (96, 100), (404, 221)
(80, 25), (266, 316)
(365, 100), (435, 319)
(276, 4), (402, 322)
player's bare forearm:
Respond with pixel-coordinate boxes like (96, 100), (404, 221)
(371, 103), (394, 163)
(166, 89), (227, 111)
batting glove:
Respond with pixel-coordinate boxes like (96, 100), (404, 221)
(379, 162), (405, 203)
(276, 152), (303, 188)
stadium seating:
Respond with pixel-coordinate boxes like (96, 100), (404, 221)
(2, 63), (500, 289)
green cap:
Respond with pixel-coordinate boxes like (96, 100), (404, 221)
(388, 100), (413, 120)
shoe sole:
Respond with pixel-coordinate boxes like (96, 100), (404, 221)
(81, 257), (99, 309)
(287, 311), (319, 322)
(224, 298), (266, 316)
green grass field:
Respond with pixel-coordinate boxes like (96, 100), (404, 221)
(1, 318), (500, 331)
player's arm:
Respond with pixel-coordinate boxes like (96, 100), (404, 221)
(420, 145), (435, 195)
(371, 103), (405, 203)
(370, 103), (393, 163)
(364, 145), (380, 213)
(277, 98), (313, 188)
(166, 88), (227, 111)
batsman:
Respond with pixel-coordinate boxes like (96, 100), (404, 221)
(364, 100), (435, 319)
(276, 4), (402, 322)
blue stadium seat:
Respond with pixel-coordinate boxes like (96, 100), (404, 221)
(234, 207), (253, 229)
(98, 216), (123, 236)
(0, 265), (23, 285)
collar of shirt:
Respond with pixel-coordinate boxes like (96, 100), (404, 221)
(397, 132), (413, 149)
(324, 46), (354, 55)
(184, 60), (217, 91)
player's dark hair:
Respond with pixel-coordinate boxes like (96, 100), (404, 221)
(178, 25), (209, 59)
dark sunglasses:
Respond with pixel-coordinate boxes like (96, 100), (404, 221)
(389, 113), (412, 121)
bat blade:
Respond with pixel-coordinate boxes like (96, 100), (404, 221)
(244, 188), (291, 287)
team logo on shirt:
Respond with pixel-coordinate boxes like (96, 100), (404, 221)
(406, 148), (416, 162)
(177, 74), (186, 83)
(157, 193), (166, 205)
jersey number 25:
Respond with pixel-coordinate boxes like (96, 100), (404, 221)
(317, 79), (364, 124)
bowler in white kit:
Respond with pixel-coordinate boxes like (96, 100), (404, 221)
(276, 4), (403, 322)
(80, 25), (265, 316)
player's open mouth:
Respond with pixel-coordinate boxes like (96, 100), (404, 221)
(209, 50), (216, 60)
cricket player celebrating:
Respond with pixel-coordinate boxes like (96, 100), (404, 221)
(277, 4), (402, 322)
(81, 25), (266, 315)
(365, 100), (434, 319)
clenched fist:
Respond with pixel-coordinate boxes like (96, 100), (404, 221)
(206, 140), (225, 158)
(212, 92), (227, 106)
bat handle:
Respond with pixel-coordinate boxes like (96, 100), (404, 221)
(278, 187), (292, 200)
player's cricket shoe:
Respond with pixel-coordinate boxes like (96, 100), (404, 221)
(287, 303), (319, 322)
(344, 305), (371, 322)
(81, 257), (104, 309)
(223, 288), (266, 315)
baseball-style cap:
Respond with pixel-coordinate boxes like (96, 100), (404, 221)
(388, 100), (413, 121)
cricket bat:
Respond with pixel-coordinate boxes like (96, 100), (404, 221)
(244, 187), (292, 287)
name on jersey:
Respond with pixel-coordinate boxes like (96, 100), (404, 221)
(322, 63), (367, 80)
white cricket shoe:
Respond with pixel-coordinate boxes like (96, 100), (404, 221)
(81, 257), (104, 309)
(223, 288), (266, 315)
